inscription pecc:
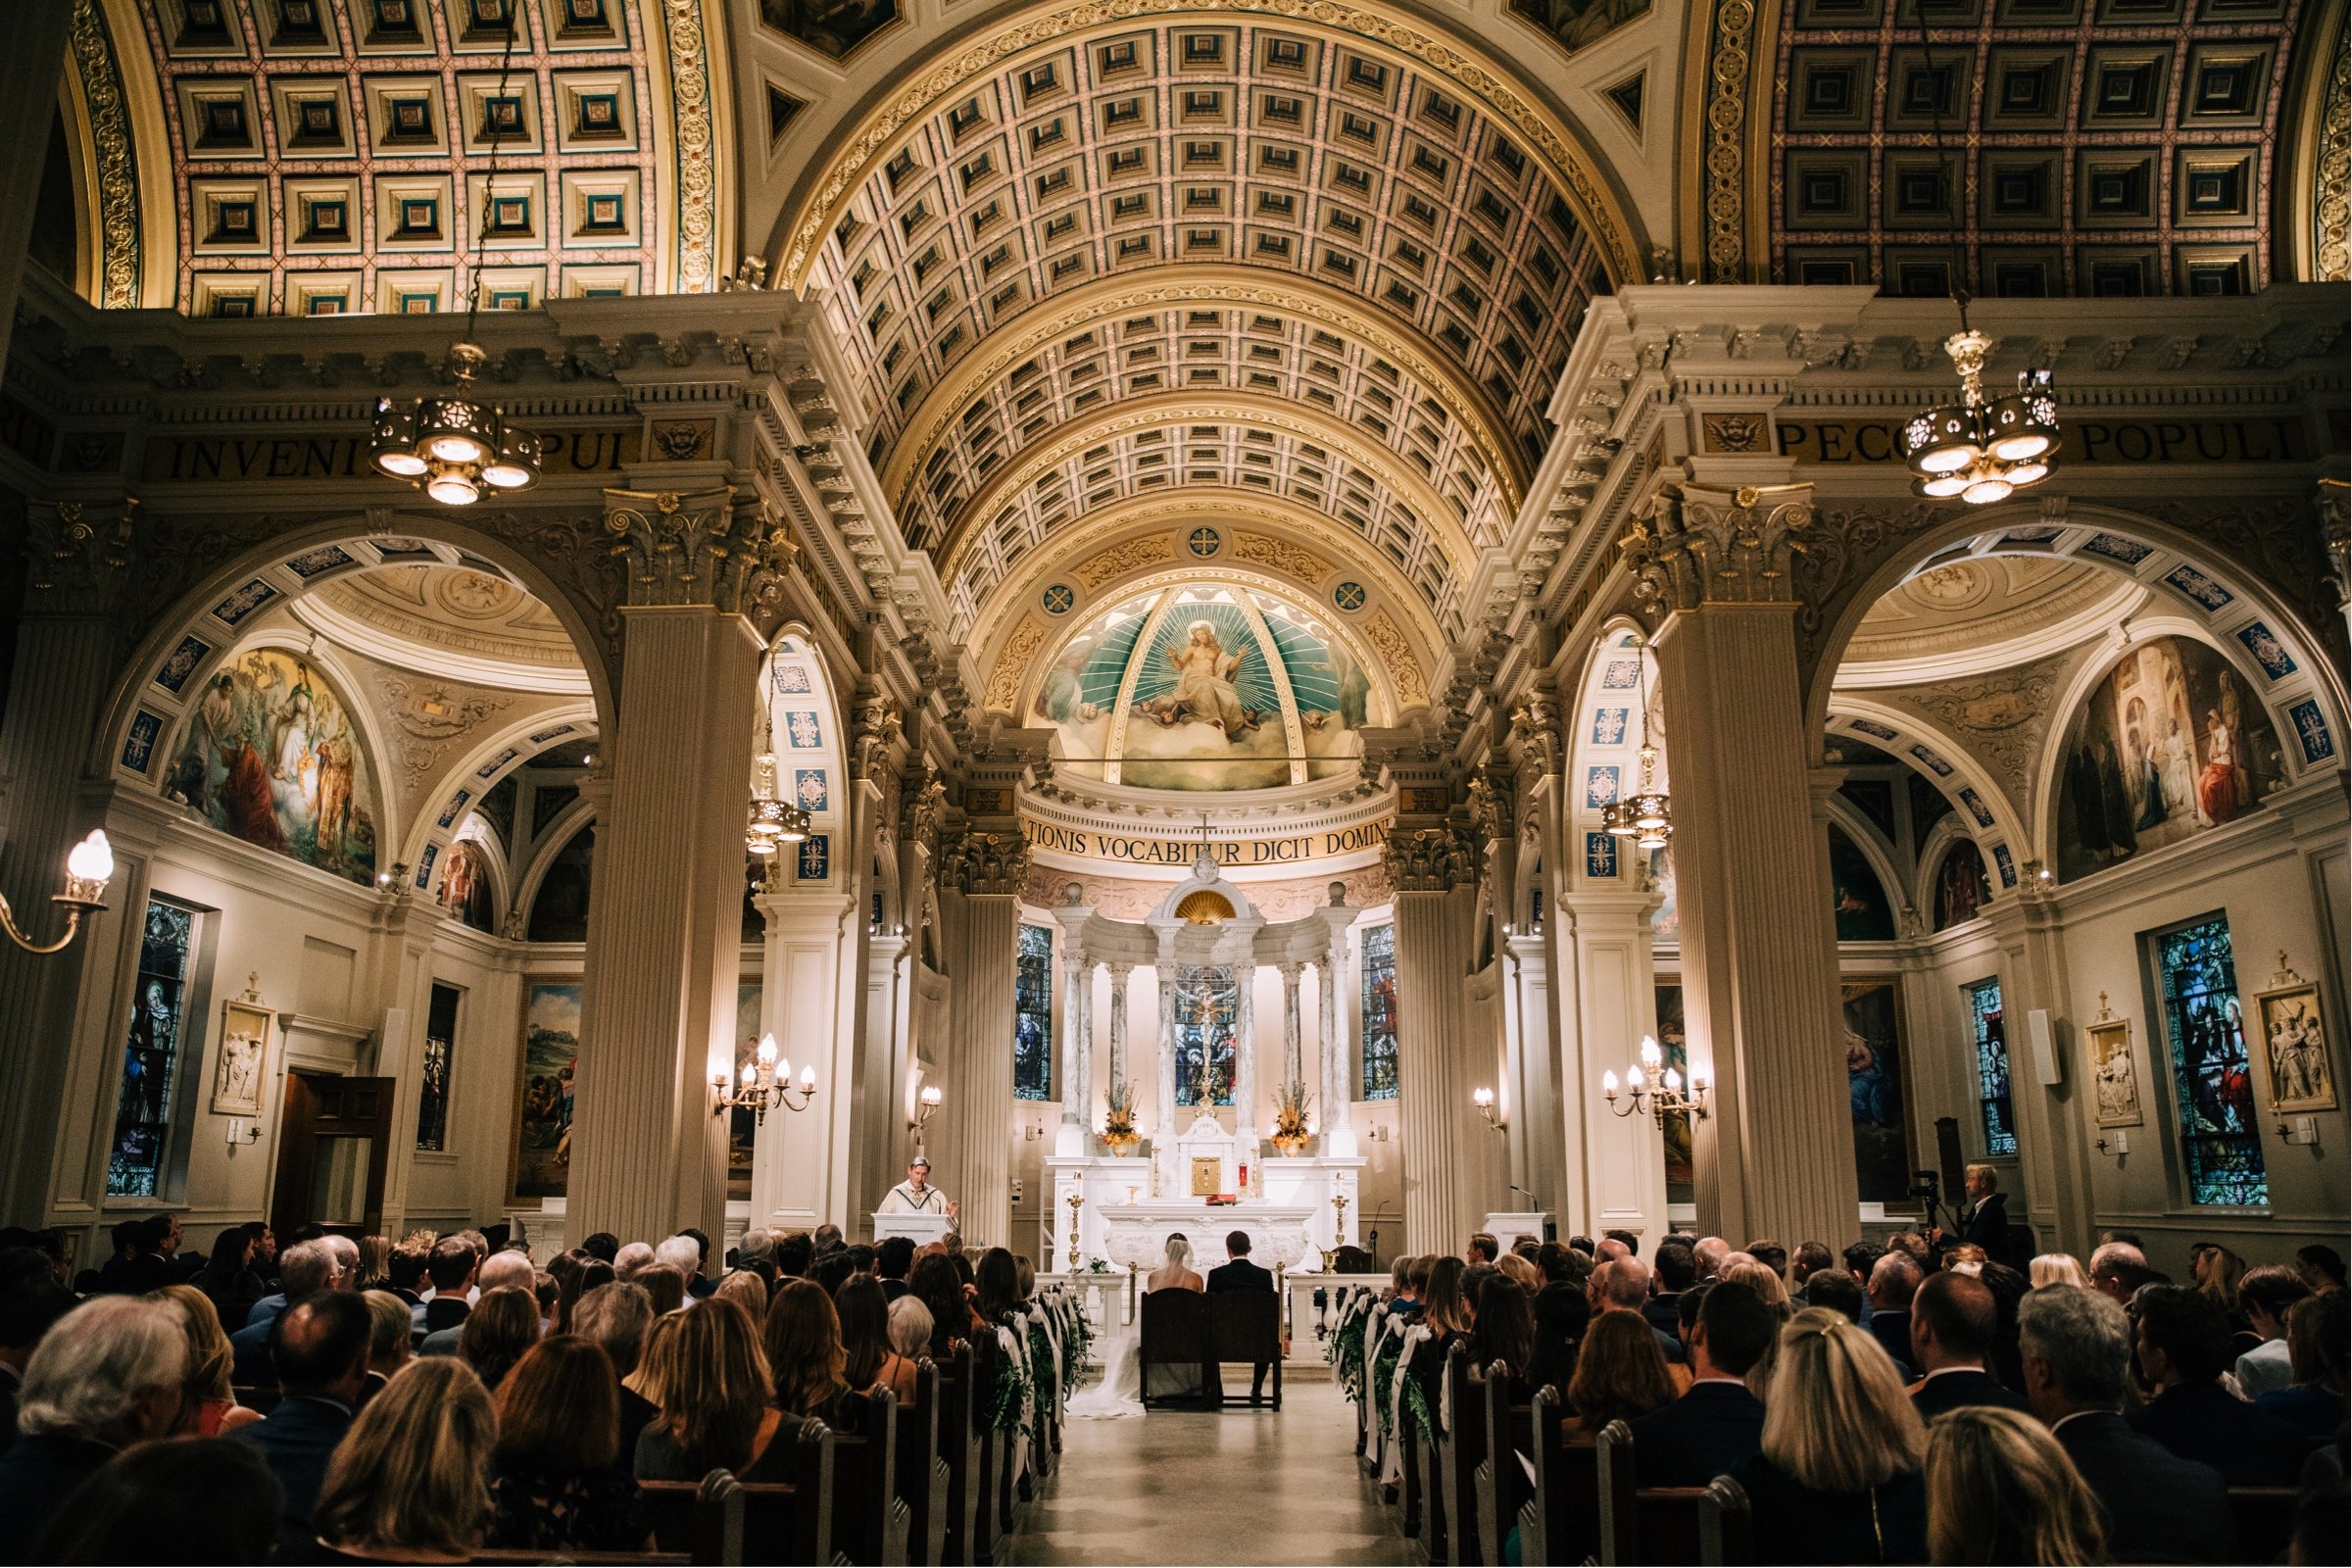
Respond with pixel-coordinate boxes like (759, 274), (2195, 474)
(141, 427), (641, 483)
(1020, 816), (1391, 867)
(1776, 416), (2316, 466)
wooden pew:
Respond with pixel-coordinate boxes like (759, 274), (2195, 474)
(897, 1360), (951, 1568)
(963, 1333), (1006, 1565)
(639, 1424), (839, 1565)
(1513, 1386), (1599, 1567)
(2227, 1486), (2299, 1565)
(637, 1471), (742, 1567)
(1696, 1475), (1753, 1567)
(831, 1387), (911, 1566)
(1396, 1401), (1425, 1542)
(931, 1345), (981, 1567)
(1594, 1419), (1708, 1567)
(471, 1552), (689, 1566)
(1473, 1361), (1535, 1568)
(1434, 1341), (1488, 1565)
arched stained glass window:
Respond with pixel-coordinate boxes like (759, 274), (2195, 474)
(1014, 924), (1054, 1101)
(2155, 914), (2266, 1206)
(1967, 977), (2017, 1157)
(108, 900), (199, 1198)
(1360, 923), (1399, 1101)
(1172, 965), (1238, 1106)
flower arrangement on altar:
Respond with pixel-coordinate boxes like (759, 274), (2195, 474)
(1101, 1080), (1140, 1152)
(1270, 1080), (1313, 1153)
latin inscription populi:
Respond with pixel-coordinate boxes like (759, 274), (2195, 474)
(1775, 416), (2311, 466)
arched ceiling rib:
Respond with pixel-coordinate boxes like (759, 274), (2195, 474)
(787, 7), (1624, 501)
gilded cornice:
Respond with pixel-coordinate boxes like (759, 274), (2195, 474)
(776, 0), (1641, 290)
(875, 268), (1531, 515)
(935, 391), (1477, 587)
(660, 0), (722, 295)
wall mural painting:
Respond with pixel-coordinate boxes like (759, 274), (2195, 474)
(1509, 0), (1653, 54)
(510, 980), (580, 1204)
(2056, 635), (2285, 882)
(1931, 839), (1993, 932)
(435, 840), (497, 932)
(757, 0), (898, 60)
(728, 982), (763, 1202)
(1654, 983), (1692, 1204)
(526, 825), (596, 943)
(1842, 979), (1914, 1206)
(1647, 846), (1679, 939)
(167, 649), (378, 885)
(1032, 586), (1373, 792)
(1829, 825), (1896, 942)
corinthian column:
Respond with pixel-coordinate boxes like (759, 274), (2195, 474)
(1232, 960), (1258, 1159)
(1278, 961), (1303, 1091)
(937, 832), (1027, 1249)
(1319, 884), (1356, 1156)
(1384, 829), (1480, 1254)
(1620, 481), (1857, 1249)
(566, 488), (786, 1247)
(1106, 961), (1132, 1094)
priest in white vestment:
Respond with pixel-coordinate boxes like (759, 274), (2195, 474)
(879, 1154), (958, 1220)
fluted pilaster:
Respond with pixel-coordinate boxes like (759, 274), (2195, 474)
(937, 830), (1026, 1248)
(1384, 828), (1480, 1253)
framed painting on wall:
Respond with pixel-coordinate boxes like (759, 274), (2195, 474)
(2085, 1008), (2142, 1128)
(508, 980), (581, 1204)
(1842, 978), (1915, 1206)
(2254, 962), (2337, 1114)
(209, 994), (273, 1118)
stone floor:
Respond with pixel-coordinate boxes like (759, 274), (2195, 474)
(1004, 1378), (1417, 1566)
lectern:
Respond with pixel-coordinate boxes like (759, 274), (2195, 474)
(872, 1211), (954, 1248)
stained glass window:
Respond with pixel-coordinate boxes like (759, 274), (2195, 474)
(1173, 965), (1238, 1105)
(1967, 977), (2017, 1157)
(108, 900), (198, 1198)
(416, 983), (458, 1152)
(1014, 923), (1054, 1101)
(2156, 915), (2267, 1206)
(1360, 923), (1399, 1101)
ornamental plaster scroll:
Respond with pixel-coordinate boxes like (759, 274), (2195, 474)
(373, 673), (514, 788)
(1074, 534), (1174, 589)
(935, 393), (1474, 587)
(66, 0), (140, 309)
(777, 0), (1641, 289)
(1622, 483), (1814, 612)
(1465, 767), (1515, 843)
(659, 0), (720, 295)
(1862, 644), (2082, 820)
(984, 614), (1051, 713)
(2320, 30), (2349, 283)
(25, 500), (137, 618)
(1382, 826), (1474, 892)
(1232, 532), (1333, 585)
(602, 487), (801, 613)
(1698, 0), (1759, 282)
(873, 270), (1532, 513)
(1020, 860), (1393, 919)
(851, 693), (904, 785)
(1509, 692), (1565, 780)
(1363, 608), (1431, 710)
(904, 766), (949, 857)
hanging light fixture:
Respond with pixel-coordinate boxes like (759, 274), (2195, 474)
(746, 753), (811, 858)
(1891, 9), (2060, 505)
(1602, 633), (1672, 853)
(368, 16), (541, 505)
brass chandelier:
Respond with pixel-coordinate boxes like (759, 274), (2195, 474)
(746, 752), (812, 858)
(1602, 634), (1672, 853)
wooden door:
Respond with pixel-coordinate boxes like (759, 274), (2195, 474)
(270, 1070), (397, 1239)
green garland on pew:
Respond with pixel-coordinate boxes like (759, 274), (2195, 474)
(1401, 1371), (1437, 1443)
(986, 1348), (1034, 1437)
(1330, 1308), (1369, 1403)
(1028, 1321), (1057, 1411)
(1061, 1304), (1092, 1396)
(1372, 1331), (1405, 1437)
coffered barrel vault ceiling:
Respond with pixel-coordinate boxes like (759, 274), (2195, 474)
(79, 0), (720, 314)
(1769, 0), (2323, 298)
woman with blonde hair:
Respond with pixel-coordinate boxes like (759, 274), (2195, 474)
(147, 1283), (259, 1436)
(2030, 1252), (2089, 1290)
(1726, 1307), (1928, 1564)
(1494, 1253), (1543, 1296)
(712, 1268), (768, 1317)
(1721, 1259), (1792, 1314)
(626, 1310), (680, 1405)
(312, 1357), (496, 1561)
(1926, 1406), (2105, 1564)
(633, 1296), (786, 1481)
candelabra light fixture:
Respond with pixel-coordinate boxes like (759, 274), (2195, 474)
(0, 831), (113, 956)
(1471, 1086), (1507, 1133)
(366, 20), (542, 506)
(1601, 1034), (1709, 1128)
(1601, 635), (1672, 853)
(908, 1084), (944, 1148)
(746, 753), (813, 858)
(1897, 326), (2062, 505)
(712, 1033), (818, 1125)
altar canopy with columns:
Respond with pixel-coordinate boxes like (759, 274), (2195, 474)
(1044, 854), (1365, 1272)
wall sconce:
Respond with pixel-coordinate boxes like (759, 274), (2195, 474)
(908, 1084), (943, 1147)
(223, 1118), (263, 1149)
(1601, 1034), (1710, 1128)
(712, 1032), (817, 1125)
(0, 831), (113, 956)
(1471, 1086), (1507, 1133)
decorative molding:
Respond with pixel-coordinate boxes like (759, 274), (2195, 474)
(602, 487), (799, 612)
(1073, 533), (1175, 589)
(942, 829), (1029, 896)
(67, 0), (139, 309)
(903, 765), (948, 857)
(1699, 0), (1755, 283)
(2321, 26), (2350, 283)
(1381, 826), (1473, 892)
(375, 674), (514, 786)
(1623, 483), (1814, 612)
(1509, 692), (1564, 779)
(1362, 608), (1430, 709)
(983, 614), (1050, 713)
(24, 499), (137, 617)
(1231, 532), (1332, 585)
(850, 693), (903, 784)
(662, 0), (719, 295)
(1466, 767), (1515, 843)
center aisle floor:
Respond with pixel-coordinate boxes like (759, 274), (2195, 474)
(1005, 1378), (1418, 1567)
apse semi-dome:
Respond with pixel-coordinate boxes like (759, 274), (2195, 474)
(1028, 583), (1381, 792)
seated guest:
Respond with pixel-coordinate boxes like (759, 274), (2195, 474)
(1803, 1268), (1865, 1324)
(1691, 1237), (1731, 1282)
(360, 1289), (413, 1401)
(1470, 1275), (1535, 1401)
(713, 1268), (769, 1317)
(422, 1248), (534, 1356)
(458, 1284), (540, 1392)
(1604, 1229), (1641, 1260)
(634, 1298), (788, 1482)
(975, 1248), (1025, 1329)
(887, 1297), (936, 1365)
(0, 1297), (185, 1560)
(192, 1227), (265, 1333)
(2234, 1264), (2315, 1399)
(2017, 1286), (2236, 1564)
(384, 1239), (430, 1309)
(1725, 1309), (1928, 1566)
(2086, 1241), (2148, 1305)
(639, 1263), (688, 1317)
(876, 1236), (916, 1302)
(1629, 1277), (1774, 1486)
(766, 1279), (852, 1427)
(1563, 1311), (1675, 1438)
(1495, 1252), (1544, 1297)
(1384, 1255), (1421, 1317)
(2187, 1242), (2253, 1348)
(1592, 1258), (1684, 1363)
(488, 1337), (649, 1553)
(2030, 1253), (2089, 1290)
(654, 1236), (704, 1298)
(1908, 1272), (2031, 1419)
(1977, 1261), (2030, 1390)
(1720, 1259), (1791, 1318)
(312, 1358), (495, 1561)
(1841, 1242), (1882, 1327)
(1467, 1232), (1500, 1265)
(232, 1293), (372, 1537)
(613, 1242), (657, 1281)
(1925, 1406), (2106, 1564)
(911, 1253), (981, 1359)
(841, 1275), (920, 1405)
(2294, 1244), (2346, 1297)
(1789, 1242), (1833, 1290)
(1867, 1250), (1922, 1369)
(0, 1271), (75, 1458)
(581, 1232), (621, 1265)
(230, 1239), (338, 1384)
(774, 1233), (814, 1282)
(1647, 1243), (1696, 1339)
(1526, 1280), (1590, 1399)
(573, 1281), (659, 1461)
(1745, 1240), (1788, 1280)
(94, 1217), (174, 1298)
(2128, 1284), (2309, 1486)
(149, 1283), (261, 1436)
(38, 1436), (281, 1563)
(412, 1236), (478, 1345)
(2255, 1291), (2349, 1443)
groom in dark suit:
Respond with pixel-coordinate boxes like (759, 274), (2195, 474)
(1206, 1230), (1276, 1403)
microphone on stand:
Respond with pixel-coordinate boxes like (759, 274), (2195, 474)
(1507, 1183), (1540, 1207)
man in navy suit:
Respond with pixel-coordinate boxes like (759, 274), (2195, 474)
(1907, 1271), (2031, 1420)
(231, 1292), (371, 1546)
(2126, 1286), (2309, 1488)
(1865, 1250), (1921, 1372)
(2019, 1286), (2238, 1563)
(1205, 1230), (1276, 1403)
(1628, 1280), (1774, 1486)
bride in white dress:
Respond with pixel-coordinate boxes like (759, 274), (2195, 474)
(1066, 1233), (1205, 1419)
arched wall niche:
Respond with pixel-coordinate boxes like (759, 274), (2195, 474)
(516, 802), (599, 945)
(398, 710), (602, 901)
(1562, 616), (1663, 895)
(1823, 797), (1907, 940)
(758, 625), (851, 890)
(432, 823), (511, 936)
(1825, 700), (2031, 896)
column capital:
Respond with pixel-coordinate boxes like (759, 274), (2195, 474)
(604, 485), (799, 612)
(1466, 766), (1516, 844)
(901, 766), (948, 856)
(1382, 827), (1475, 892)
(850, 693), (903, 784)
(1508, 692), (1565, 780)
(942, 829), (1027, 895)
(1276, 959), (1304, 984)
(1106, 958), (1133, 983)
(24, 498), (138, 618)
(1622, 481), (1814, 612)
